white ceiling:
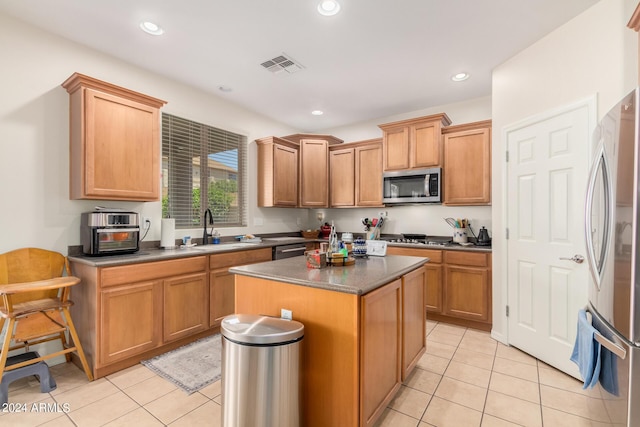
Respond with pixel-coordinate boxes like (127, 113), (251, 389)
(0, 0), (599, 132)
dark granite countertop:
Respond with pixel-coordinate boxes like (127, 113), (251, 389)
(229, 255), (429, 295)
(68, 234), (490, 268)
(68, 236), (310, 267)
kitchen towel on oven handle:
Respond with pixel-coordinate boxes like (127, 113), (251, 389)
(570, 309), (601, 389)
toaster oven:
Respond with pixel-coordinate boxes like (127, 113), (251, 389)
(81, 211), (140, 256)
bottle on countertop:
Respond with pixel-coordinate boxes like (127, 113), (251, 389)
(329, 221), (339, 254)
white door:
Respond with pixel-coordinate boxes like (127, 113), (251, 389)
(505, 98), (595, 378)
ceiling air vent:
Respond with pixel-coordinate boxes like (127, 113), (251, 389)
(260, 54), (304, 74)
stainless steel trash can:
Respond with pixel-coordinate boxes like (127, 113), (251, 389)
(221, 314), (304, 427)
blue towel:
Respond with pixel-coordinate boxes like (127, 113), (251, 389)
(599, 336), (619, 396)
(570, 309), (601, 389)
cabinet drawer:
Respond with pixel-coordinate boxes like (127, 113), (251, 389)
(101, 256), (207, 288)
(209, 248), (272, 270)
(386, 247), (442, 264)
(444, 251), (489, 267)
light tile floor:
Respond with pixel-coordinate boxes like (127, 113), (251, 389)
(0, 321), (606, 426)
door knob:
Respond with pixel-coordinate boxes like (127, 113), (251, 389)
(559, 255), (585, 264)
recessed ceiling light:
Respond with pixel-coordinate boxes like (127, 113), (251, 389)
(311, 110), (324, 116)
(451, 72), (470, 82)
(139, 21), (164, 36)
(317, 0), (341, 16)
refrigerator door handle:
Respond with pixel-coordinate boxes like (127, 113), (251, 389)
(594, 332), (627, 359)
(584, 145), (612, 289)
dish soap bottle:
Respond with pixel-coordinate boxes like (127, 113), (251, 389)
(329, 221), (339, 254)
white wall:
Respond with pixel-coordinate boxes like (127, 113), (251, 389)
(0, 13), (303, 255)
(491, 0), (638, 341)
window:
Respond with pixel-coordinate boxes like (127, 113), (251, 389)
(162, 113), (247, 228)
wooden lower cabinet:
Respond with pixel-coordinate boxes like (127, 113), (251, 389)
(386, 247), (442, 315)
(401, 266), (427, 379)
(209, 248), (272, 327)
(164, 272), (209, 342)
(443, 251), (492, 325)
(424, 263), (443, 313)
(210, 269), (235, 327)
(361, 279), (402, 427)
(71, 249), (274, 379)
(386, 247), (492, 330)
(235, 266), (425, 427)
(99, 280), (162, 365)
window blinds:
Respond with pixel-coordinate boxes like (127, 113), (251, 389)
(162, 113), (247, 228)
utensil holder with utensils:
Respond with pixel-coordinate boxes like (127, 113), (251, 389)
(453, 228), (468, 243)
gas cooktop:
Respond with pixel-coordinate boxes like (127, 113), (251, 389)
(383, 234), (453, 247)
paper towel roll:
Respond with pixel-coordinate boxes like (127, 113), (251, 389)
(160, 218), (175, 248)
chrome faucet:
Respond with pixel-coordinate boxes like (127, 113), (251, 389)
(203, 208), (214, 245)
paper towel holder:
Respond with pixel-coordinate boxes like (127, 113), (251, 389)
(160, 218), (178, 249)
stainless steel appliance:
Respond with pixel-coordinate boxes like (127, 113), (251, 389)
(584, 88), (640, 426)
(384, 234), (452, 247)
(382, 167), (442, 204)
(273, 243), (308, 260)
(81, 211), (140, 256)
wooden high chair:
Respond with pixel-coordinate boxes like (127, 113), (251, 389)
(0, 248), (93, 382)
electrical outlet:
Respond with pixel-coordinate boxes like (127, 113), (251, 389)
(143, 217), (151, 229)
(281, 308), (292, 320)
(296, 217), (302, 226)
(378, 211), (388, 218)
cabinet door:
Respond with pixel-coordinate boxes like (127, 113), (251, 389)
(411, 121), (441, 168)
(443, 127), (491, 205)
(299, 139), (329, 207)
(273, 143), (299, 206)
(383, 127), (410, 171)
(361, 279), (402, 427)
(425, 263), (443, 313)
(443, 265), (490, 322)
(402, 267), (426, 380)
(329, 148), (355, 207)
(100, 281), (162, 365)
(163, 272), (209, 342)
(82, 88), (160, 201)
(356, 143), (383, 206)
(210, 269), (235, 327)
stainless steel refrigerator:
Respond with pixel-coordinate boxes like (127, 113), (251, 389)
(585, 88), (640, 426)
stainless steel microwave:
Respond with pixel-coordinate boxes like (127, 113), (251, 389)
(382, 167), (442, 204)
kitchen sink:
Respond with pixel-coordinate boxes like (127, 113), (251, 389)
(191, 243), (261, 252)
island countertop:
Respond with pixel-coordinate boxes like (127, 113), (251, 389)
(229, 254), (428, 295)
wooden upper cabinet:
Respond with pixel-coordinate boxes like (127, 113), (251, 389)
(443, 120), (492, 206)
(330, 148), (355, 207)
(256, 136), (299, 207)
(355, 140), (383, 206)
(329, 138), (383, 208)
(282, 134), (342, 208)
(378, 113), (451, 171)
(61, 73), (166, 201)
(298, 138), (330, 207)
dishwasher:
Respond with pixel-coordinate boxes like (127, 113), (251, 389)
(273, 242), (308, 260)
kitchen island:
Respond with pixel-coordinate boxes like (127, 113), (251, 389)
(230, 255), (429, 427)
